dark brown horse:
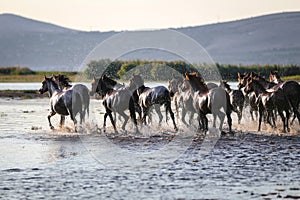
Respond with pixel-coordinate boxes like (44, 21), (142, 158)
(185, 72), (232, 133)
(269, 70), (300, 124)
(220, 80), (245, 124)
(244, 78), (290, 133)
(130, 74), (178, 131)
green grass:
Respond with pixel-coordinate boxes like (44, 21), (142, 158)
(0, 72), (81, 82)
(282, 75), (300, 82)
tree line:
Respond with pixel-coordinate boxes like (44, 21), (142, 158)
(84, 59), (300, 81)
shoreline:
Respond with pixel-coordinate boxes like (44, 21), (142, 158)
(0, 90), (48, 99)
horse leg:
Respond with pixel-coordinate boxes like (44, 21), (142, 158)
(266, 110), (273, 128)
(107, 110), (117, 133)
(129, 98), (139, 132)
(48, 111), (56, 129)
(166, 102), (177, 131)
(59, 116), (65, 128)
(188, 111), (194, 125)
(174, 97), (179, 119)
(119, 111), (129, 131)
(196, 112), (202, 132)
(217, 110), (226, 132)
(237, 105), (243, 124)
(258, 107), (264, 131)
(181, 107), (187, 125)
(68, 109), (78, 132)
(278, 110), (286, 133)
(212, 112), (217, 128)
(142, 107), (149, 125)
(203, 114), (208, 132)
(285, 109), (290, 132)
(226, 111), (232, 133)
(154, 104), (163, 126)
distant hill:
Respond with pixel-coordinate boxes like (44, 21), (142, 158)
(0, 12), (299, 71)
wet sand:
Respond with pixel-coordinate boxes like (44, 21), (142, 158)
(0, 98), (300, 199)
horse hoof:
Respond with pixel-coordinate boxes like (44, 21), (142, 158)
(50, 126), (54, 130)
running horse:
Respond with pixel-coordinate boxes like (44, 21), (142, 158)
(244, 77), (291, 133)
(220, 80), (245, 124)
(130, 74), (178, 131)
(168, 75), (184, 119)
(52, 74), (90, 122)
(90, 75), (138, 133)
(39, 76), (83, 132)
(269, 70), (300, 125)
(185, 72), (232, 133)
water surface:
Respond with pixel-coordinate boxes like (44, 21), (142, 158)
(0, 98), (299, 199)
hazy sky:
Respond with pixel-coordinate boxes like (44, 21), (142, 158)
(1, 0), (300, 31)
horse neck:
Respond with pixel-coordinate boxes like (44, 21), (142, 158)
(256, 77), (272, 89)
(251, 82), (267, 95)
(222, 83), (232, 93)
(189, 81), (208, 93)
(48, 81), (61, 96)
(138, 85), (147, 93)
(274, 77), (283, 84)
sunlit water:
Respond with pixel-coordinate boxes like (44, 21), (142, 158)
(0, 97), (300, 199)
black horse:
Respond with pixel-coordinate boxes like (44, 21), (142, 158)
(90, 75), (138, 133)
(220, 80), (245, 124)
(130, 74), (178, 131)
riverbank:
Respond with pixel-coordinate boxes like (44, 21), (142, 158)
(0, 90), (47, 99)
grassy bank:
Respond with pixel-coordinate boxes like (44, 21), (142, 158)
(0, 90), (48, 99)
(0, 74), (78, 82)
(0, 65), (300, 82)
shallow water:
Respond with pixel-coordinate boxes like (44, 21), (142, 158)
(0, 98), (300, 199)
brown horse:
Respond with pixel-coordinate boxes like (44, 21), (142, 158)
(185, 72), (232, 133)
(244, 78), (290, 133)
(220, 80), (245, 124)
(130, 74), (178, 131)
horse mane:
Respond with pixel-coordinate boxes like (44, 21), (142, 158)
(185, 72), (208, 92)
(46, 76), (60, 90)
(101, 74), (118, 88)
(248, 78), (266, 92)
(220, 80), (231, 90)
(56, 74), (72, 87)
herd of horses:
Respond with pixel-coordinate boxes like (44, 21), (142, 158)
(39, 71), (300, 134)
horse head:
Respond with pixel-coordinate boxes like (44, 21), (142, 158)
(168, 77), (183, 97)
(130, 74), (144, 89)
(237, 72), (250, 90)
(51, 74), (72, 90)
(185, 72), (208, 93)
(90, 77), (101, 97)
(269, 70), (282, 84)
(39, 76), (59, 96)
(39, 76), (49, 94)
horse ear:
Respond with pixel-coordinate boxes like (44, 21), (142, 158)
(185, 72), (189, 80)
(44, 75), (47, 79)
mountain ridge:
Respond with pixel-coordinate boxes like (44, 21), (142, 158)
(0, 12), (299, 71)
